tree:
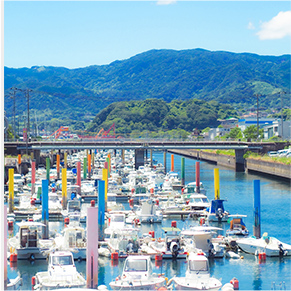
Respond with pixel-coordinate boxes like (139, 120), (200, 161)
(227, 127), (242, 139)
(243, 125), (263, 139)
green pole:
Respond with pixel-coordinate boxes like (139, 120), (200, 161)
(83, 157), (87, 179)
(181, 157), (185, 186)
(46, 157), (50, 182)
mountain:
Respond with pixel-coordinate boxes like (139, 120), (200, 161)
(4, 48), (290, 132)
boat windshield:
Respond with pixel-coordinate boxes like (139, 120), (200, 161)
(124, 259), (147, 272)
(52, 255), (73, 266)
(189, 260), (208, 272)
(112, 215), (125, 223)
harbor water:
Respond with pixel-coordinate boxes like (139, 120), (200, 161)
(7, 151), (291, 290)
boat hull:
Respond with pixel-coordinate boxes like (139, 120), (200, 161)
(173, 277), (222, 291)
(110, 278), (165, 290)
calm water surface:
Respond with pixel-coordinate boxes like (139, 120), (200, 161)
(7, 151), (291, 290)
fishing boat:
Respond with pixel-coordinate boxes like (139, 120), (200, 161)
(134, 199), (163, 223)
(183, 181), (207, 195)
(32, 251), (86, 290)
(148, 225), (187, 259)
(53, 217), (86, 260)
(107, 227), (141, 258)
(205, 199), (229, 222)
(236, 232), (291, 257)
(226, 215), (249, 237)
(109, 255), (166, 290)
(7, 273), (23, 290)
(171, 252), (222, 290)
(7, 220), (54, 260)
(185, 194), (210, 211)
(180, 225), (225, 258)
(105, 212), (126, 239)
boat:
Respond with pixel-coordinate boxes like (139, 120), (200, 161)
(183, 181), (207, 195)
(7, 220), (55, 260)
(109, 255), (166, 290)
(171, 252), (222, 290)
(53, 216), (86, 260)
(205, 199), (229, 222)
(7, 273), (23, 290)
(107, 227), (141, 258)
(105, 212), (126, 239)
(32, 251), (86, 290)
(185, 194), (210, 211)
(236, 232), (291, 257)
(134, 199), (163, 223)
(148, 226), (187, 259)
(226, 215), (249, 237)
(180, 225), (225, 258)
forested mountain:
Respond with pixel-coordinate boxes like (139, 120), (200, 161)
(4, 48), (290, 133)
(87, 98), (238, 137)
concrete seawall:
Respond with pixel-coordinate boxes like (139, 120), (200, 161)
(168, 149), (291, 180)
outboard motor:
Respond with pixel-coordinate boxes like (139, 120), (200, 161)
(216, 208), (223, 221)
(170, 241), (179, 258)
(278, 243), (287, 256)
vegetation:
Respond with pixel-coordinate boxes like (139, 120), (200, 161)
(243, 151), (291, 165)
(86, 98), (238, 136)
(4, 49), (290, 133)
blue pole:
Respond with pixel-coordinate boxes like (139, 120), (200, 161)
(42, 179), (49, 239)
(253, 180), (261, 238)
(98, 180), (105, 241)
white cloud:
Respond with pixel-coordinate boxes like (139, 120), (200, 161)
(257, 11), (291, 40)
(157, 0), (177, 5)
(247, 22), (255, 30)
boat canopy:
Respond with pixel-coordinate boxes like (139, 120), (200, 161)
(209, 199), (226, 214)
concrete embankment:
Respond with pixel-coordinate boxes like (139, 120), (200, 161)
(168, 149), (291, 180)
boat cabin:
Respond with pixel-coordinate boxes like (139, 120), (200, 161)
(123, 255), (152, 276)
(18, 221), (45, 248)
(187, 253), (209, 275)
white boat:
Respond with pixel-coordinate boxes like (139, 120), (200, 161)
(236, 232), (291, 257)
(205, 199), (229, 222)
(148, 227), (187, 259)
(7, 273), (23, 290)
(171, 252), (222, 290)
(135, 199), (163, 223)
(107, 227), (140, 258)
(7, 220), (55, 260)
(105, 212), (126, 239)
(226, 215), (249, 237)
(53, 218), (86, 260)
(109, 255), (166, 290)
(183, 181), (207, 195)
(33, 251), (86, 290)
(185, 194), (210, 211)
(180, 225), (225, 258)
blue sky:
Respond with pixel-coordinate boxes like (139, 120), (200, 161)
(3, 1), (291, 69)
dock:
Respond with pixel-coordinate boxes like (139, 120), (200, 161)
(162, 209), (206, 220)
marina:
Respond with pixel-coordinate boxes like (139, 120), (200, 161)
(5, 150), (291, 290)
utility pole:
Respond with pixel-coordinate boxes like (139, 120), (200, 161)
(19, 88), (32, 154)
(254, 93), (261, 139)
(279, 91), (286, 139)
(9, 87), (18, 140)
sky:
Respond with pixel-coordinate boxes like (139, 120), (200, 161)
(2, 1), (291, 69)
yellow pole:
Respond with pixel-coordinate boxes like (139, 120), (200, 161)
(62, 168), (67, 210)
(102, 168), (108, 202)
(214, 168), (220, 200)
(64, 152), (67, 169)
(8, 168), (14, 213)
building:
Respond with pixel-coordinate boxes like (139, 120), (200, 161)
(238, 118), (275, 132)
(217, 118), (238, 129)
(263, 120), (291, 140)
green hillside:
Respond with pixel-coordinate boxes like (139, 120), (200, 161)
(4, 49), (290, 133)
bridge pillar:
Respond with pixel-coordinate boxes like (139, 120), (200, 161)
(135, 149), (145, 170)
(235, 149), (245, 172)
